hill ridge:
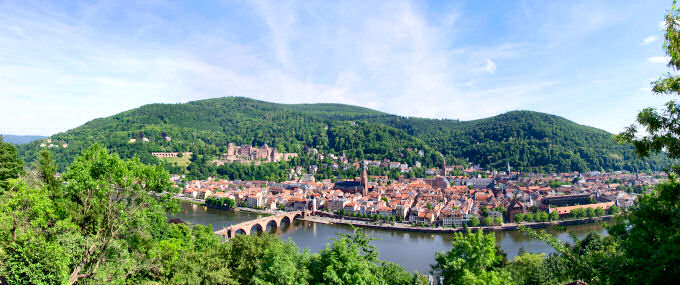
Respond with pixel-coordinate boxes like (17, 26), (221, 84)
(17, 96), (665, 173)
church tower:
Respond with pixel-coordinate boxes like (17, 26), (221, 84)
(442, 157), (447, 177)
(361, 163), (368, 196)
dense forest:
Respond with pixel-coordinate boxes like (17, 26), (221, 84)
(17, 96), (665, 174)
(368, 111), (666, 173)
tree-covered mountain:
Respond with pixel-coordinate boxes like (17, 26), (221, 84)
(17, 96), (665, 173)
(17, 97), (442, 172)
(367, 111), (665, 173)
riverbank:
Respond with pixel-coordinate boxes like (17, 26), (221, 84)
(172, 195), (612, 233)
(300, 214), (613, 233)
(172, 195), (276, 216)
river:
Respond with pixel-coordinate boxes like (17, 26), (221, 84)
(172, 201), (608, 274)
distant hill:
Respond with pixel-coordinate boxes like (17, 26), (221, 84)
(366, 111), (665, 173)
(17, 96), (666, 173)
(2, 134), (46, 145)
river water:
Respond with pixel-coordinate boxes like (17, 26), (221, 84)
(172, 201), (607, 274)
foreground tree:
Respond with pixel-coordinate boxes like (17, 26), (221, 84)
(607, 180), (680, 283)
(431, 229), (510, 285)
(612, 2), (680, 283)
(0, 179), (74, 284)
(506, 253), (545, 285)
(309, 227), (426, 285)
(61, 144), (174, 284)
(0, 136), (24, 190)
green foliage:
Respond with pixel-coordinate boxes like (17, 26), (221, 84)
(518, 226), (623, 284)
(608, 179), (680, 283)
(469, 216), (480, 227)
(0, 180), (73, 284)
(252, 239), (311, 285)
(206, 196), (236, 209)
(570, 208), (586, 219)
(513, 213), (524, 223)
(609, 205), (620, 215)
(482, 216), (493, 226)
(431, 229), (510, 285)
(307, 227), (426, 285)
(0, 136), (24, 190)
(506, 253), (546, 285)
(549, 180), (570, 189)
(372, 111), (665, 173)
(36, 150), (60, 195)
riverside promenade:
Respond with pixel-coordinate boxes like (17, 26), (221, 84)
(300, 214), (613, 233)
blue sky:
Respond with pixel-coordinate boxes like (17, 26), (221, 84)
(0, 0), (673, 135)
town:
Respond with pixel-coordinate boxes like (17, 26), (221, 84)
(177, 161), (661, 229)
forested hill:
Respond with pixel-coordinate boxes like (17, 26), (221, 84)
(18, 96), (665, 173)
(16, 97), (441, 171)
(367, 111), (665, 173)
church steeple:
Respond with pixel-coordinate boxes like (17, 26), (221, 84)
(442, 157), (447, 176)
(361, 162), (368, 196)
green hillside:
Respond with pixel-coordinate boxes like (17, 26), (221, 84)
(17, 97), (441, 172)
(17, 96), (665, 173)
(368, 111), (665, 173)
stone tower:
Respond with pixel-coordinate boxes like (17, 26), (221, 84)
(361, 163), (368, 196)
(442, 157), (447, 176)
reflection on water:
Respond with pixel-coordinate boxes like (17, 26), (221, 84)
(171, 201), (608, 274)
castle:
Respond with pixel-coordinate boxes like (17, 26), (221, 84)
(220, 143), (298, 164)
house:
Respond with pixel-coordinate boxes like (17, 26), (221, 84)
(549, 201), (615, 217)
(507, 199), (527, 222)
(196, 189), (212, 200)
(285, 199), (308, 211)
(327, 198), (349, 211)
(246, 194), (264, 208)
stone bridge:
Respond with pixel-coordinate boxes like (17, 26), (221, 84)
(214, 211), (305, 238)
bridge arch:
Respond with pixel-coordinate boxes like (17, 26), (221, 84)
(233, 228), (247, 236)
(265, 219), (278, 232)
(249, 223), (265, 235)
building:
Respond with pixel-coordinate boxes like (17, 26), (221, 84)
(220, 142), (298, 163)
(361, 163), (368, 196)
(151, 152), (193, 158)
(542, 194), (593, 207)
(334, 180), (365, 194)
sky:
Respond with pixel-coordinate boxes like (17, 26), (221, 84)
(0, 0), (674, 135)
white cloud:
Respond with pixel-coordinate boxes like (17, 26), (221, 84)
(659, 20), (666, 30)
(648, 56), (670, 63)
(640, 35), (658, 46)
(483, 59), (497, 74)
